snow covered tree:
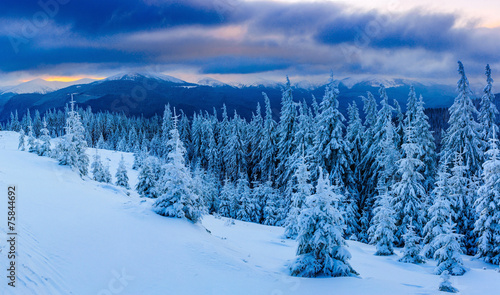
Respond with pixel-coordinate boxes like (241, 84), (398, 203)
(284, 155), (313, 239)
(391, 124), (426, 245)
(276, 77), (297, 187)
(219, 178), (235, 218)
(54, 97), (89, 177)
(441, 61), (485, 178)
(96, 133), (106, 149)
(449, 152), (477, 255)
(27, 124), (37, 153)
(192, 167), (219, 214)
(479, 64), (499, 144)
(136, 156), (161, 199)
(153, 119), (202, 223)
(405, 87), (437, 192)
(18, 129), (25, 151)
(434, 218), (466, 276)
(235, 176), (256, 222)
(399, 220), (425, 264)
(312, 75), (352, 192)
(368, 181), (396, 256)
(346, 101), (364, 200)
(37, 118), (51, 156)
(262, 183), (282, 226)
(290, 169), (357, 277)
(91, 151), (111, 183)
(258, 93), (277, 183)
(115, 155), (130, 189)
(475, 134), (500, 265)
(439, 270), (458, 293)
(423, 160), (453, 258)
(133, 144), (148, 170)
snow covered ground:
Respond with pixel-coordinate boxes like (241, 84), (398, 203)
(0, 130), (499, 295)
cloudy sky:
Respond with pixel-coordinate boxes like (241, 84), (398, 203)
(1, 0), (500, 86)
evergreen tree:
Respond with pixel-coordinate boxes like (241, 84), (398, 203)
(475, 134), (500, 265)
(290, 169), (357, 277)
(54, 97), (89, 177)
(115, 155), (130, 189)
(312, 75), (353, 194)
(439, 270), (458, 293)
(258, 93), (277, 184)
(219, 178), (234, 218)
(368, 181), (396, 256)
(479, 64), (499, 143)
(136, 156), (161, 199)
(153, 120), (202, 223)
(262, 183), (282, 226)
(276, 77), (297, 188)
(399, 220), (425, 264)
(406, 87), (437, 192)
(423, 160), (453, 258)
(449, 152), (477, 255)
(441, 61), (485, 178)
(284, 155), (313, 239)
(37, 119), (51, 156)
(27, 124), (37, 153)
(235, 176), (255, 222)
(18, 129), (25, 151)
(391, 124), (426, 245)
(434, 218), (466, 276)
(91, 151), (111, 183)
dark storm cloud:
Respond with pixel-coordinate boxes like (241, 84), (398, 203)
(0, 0), (248, 36)
(199, 56), (292, 74)
(0, 0), (499, 78)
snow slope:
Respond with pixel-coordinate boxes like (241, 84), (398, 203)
(1, 78), (97, 95)
(1, 131), (499, 295)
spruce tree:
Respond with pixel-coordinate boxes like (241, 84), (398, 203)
(27, 124), (37, 153)
(434, 218), (466, 276)
(37, 119), (51, 156)
(115, 155), (130, 189)
(153, 118), (202, 223)
(391, 124), (426, 245)
(439, 270), (458, 293)
(312, 75), (352, 192)
(441, 61), (485, 178)
(479, 64), (499, 143)
(423, 160), (453, 258)
(18, 129), (25, 151)
(368, 181), (396, 256)
(475, 134), (500, 265)
(54, 97), (89, 177)
(136, 156), (160, 199)
(290, 169), (357, 277)
(276, 77), (297, 188)
(219, 179), (234, 218)
(235, 176), (255, 222)
(399, 220), (425, 264)
(284, 155), (313, 239)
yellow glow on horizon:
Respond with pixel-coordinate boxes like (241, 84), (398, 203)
(43, 76), (105, 82)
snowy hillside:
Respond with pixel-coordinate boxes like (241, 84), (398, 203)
(0, 131), (499, 295)
(103, 72), (187, 84)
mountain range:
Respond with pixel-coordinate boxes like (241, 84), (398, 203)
(0, 72), (492, 122)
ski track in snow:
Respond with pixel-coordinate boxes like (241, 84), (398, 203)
(1, 131), (500, 295)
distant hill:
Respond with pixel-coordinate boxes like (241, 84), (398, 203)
(0, 73), (487, 122)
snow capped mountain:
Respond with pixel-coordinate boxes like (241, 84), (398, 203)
(104, 72), (187, 84)
(1, 78), (98, 95)
(198, 77), (229, 87)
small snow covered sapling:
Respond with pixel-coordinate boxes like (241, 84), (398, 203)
(399, 220), (425, 264)
(434, 218), (466, 276)
(439, 270), (458, 293)
(115, 155), (130, 189)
